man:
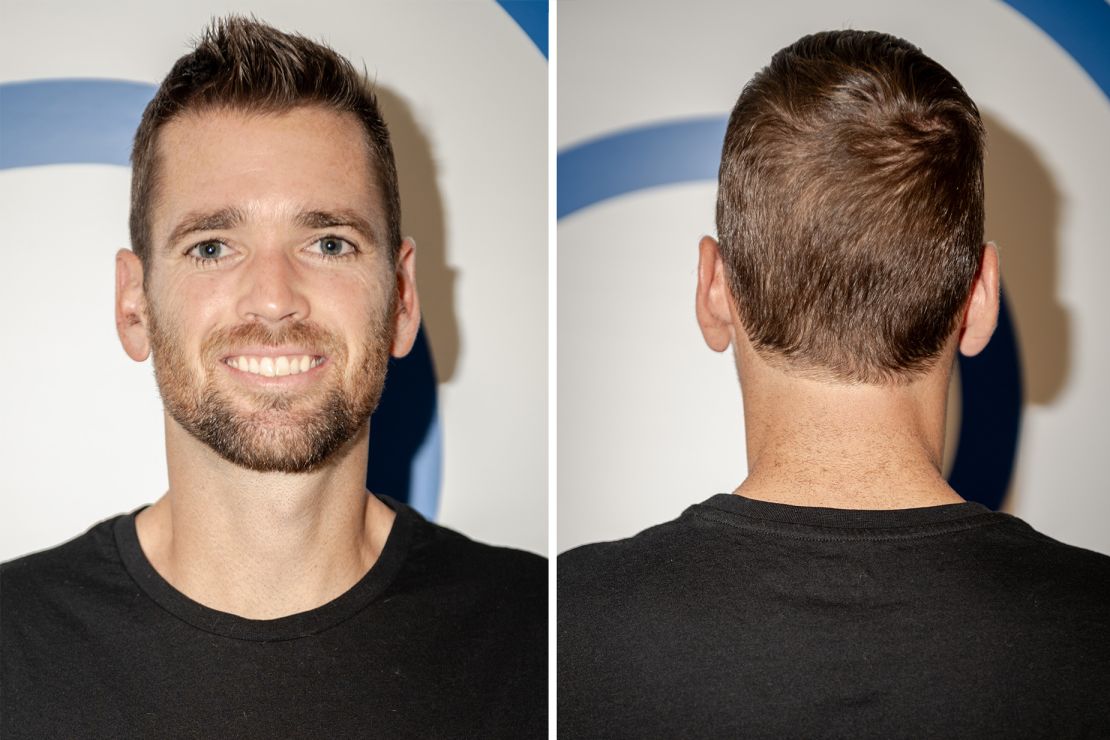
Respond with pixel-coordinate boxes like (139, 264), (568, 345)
(559, 30), (1109, 737)
(1, 18), (545, 737)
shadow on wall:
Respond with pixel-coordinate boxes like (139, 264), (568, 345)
(366, 86), (459, 506)
(980, 110), (1070, 508)
(982, 112), (1069, 405)
(377, 86), (461, 382)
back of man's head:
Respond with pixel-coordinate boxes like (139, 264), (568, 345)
(716, 30), (985, 385)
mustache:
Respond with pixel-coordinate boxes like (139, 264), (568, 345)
(201, 321), (344, 358)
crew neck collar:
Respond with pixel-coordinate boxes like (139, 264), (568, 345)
(694, 493), (1000, 536)
(114, 495), (416, 642)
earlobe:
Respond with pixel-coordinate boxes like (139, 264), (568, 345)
(115, 249), (151, 362)
(390, 237), (421, 358)
(959, 241), (1000, 358)
(695, 236), (734, 353)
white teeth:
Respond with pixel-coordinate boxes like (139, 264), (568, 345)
(226, 354), (320, 377)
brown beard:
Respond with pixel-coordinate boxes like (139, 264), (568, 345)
(147, 299), (394, 474)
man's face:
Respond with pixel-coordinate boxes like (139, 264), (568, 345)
(140, 106), (400, 473)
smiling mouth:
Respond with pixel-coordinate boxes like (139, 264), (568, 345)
(224, 355), (325, 377)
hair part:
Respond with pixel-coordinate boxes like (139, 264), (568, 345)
(129, 16), (401, 268)
(716, 30), (985, 384)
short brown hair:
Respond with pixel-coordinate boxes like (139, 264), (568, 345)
(129, 16), (401, 266)
(716, 30), (984, 384)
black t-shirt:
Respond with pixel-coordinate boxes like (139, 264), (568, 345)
(2, 497), (546, 738)
(558, 494), (1110, 739)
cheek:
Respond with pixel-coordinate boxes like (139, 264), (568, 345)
(311, 274), (394, 373)
(180, 281), (229, 325)
(314, 267), (394, 324)
(153, 275), (234, 358)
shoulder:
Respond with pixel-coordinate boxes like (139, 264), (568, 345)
(558, 511), (702, 593)
(1, 516), (125, 604)
(396, 513), (548, 733)
(408, 513), (546, 581)
(397, 506), (547, 620)
(985, 515), (1110, 608)
(1, 515), (135, 654)
(557, 512), (718, 648)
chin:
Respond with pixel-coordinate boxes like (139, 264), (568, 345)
(175, 388), (376, 475)
(204, 422), (358, 474)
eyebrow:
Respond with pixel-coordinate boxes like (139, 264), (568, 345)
(164, 207), (380, 250)
(166, 207), (245, 249)
(296, 209), (380, 246)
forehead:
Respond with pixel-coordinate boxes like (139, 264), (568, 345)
(151, 106), (381, 242)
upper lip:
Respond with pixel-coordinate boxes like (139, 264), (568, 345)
(220, 346), (324, 359)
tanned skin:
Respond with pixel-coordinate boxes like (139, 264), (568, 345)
(695, 236), (1000, 511)
(115, 107), (420, 619)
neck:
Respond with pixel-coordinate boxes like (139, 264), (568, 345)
(735, 349), (963, 510)
(135, 416), (394, 619)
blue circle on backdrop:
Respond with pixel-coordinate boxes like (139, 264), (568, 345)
(557, 0), (1110, 509)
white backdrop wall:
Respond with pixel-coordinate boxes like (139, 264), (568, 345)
(0, 0), (548, 558)
(558, 0), (1110, 555)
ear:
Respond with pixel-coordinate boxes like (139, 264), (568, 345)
(959, 241), (1000, 358)
(115, 249), (150, 361)
(696, 236), (734, 352)
(390, 237), (422, 358)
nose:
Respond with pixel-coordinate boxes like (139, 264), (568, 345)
(236, 251), (310, 325)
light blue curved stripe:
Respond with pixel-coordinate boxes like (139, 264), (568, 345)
(557, 117), (727, 219)
(1002, 0), (1110, 100)
(0, 79), (155, 169)
(409, 410), (444, 520)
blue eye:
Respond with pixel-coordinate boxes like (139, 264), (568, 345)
(189, 241), (226, 260)
(315, 237), (354, 257)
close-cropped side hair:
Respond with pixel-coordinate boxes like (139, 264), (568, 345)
(716, 30), (985, 384)
(129, 16), (401, 268)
